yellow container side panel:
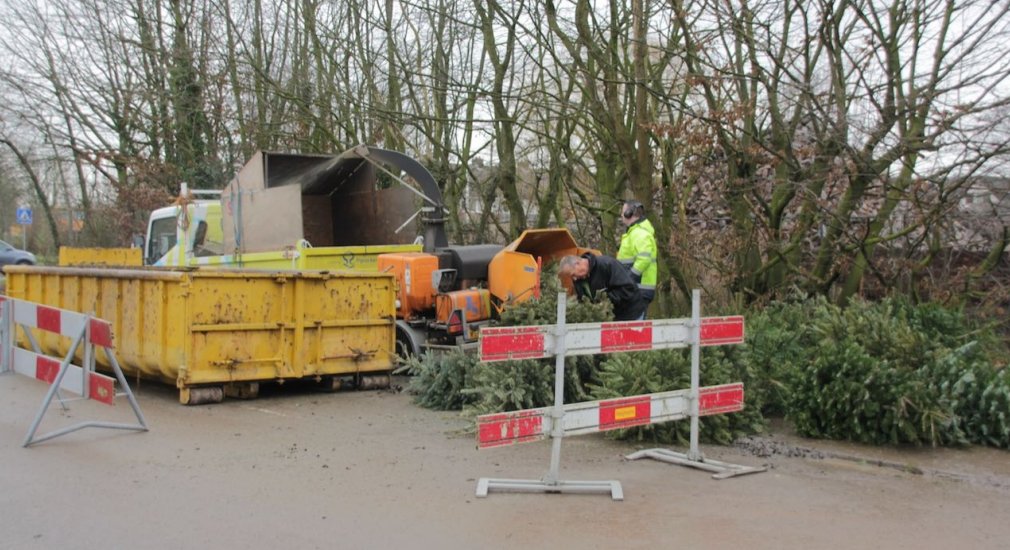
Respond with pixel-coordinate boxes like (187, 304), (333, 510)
(187, 274), (289, 326)
(185, 274), (296, 384)
(296, 274), (396, 376)
(58, 247), (143, 267)
(188, 330), (290, 384)
(182, 272), (396, 383)
(114, 275), (189, 382)
(298, 273), (396, 320)
(91, 273), (190, 383)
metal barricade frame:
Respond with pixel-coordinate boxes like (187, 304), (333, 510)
(0, 296), (148, 447)
(474, 289), (765, 501)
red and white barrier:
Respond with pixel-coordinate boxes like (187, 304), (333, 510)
(0, 296), (147, 447)
(11, 348), (116, 404)
(478, 383), (743, 449)
(474, 290), (764, 500)
(9, 300), (114, 349)
(480, 316), (744, 362)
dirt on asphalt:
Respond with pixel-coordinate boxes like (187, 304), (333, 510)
(2, 374), (1009, 549)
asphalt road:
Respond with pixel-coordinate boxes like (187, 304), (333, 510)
(2, 374), (1009, 549)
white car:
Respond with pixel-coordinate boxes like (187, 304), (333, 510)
(0, 239), (36, 268)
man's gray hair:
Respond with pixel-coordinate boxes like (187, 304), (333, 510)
(558, 255), (581, 272)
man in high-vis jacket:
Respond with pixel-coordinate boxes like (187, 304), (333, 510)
(617, 200), (658, 318)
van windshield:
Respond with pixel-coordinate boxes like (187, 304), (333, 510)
(148, 216), (177, 264)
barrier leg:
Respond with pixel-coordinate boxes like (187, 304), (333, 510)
(107, 351), (149, 430)
(23, 344), (148, 447)
(15, 308), (148, 447)
(625, 448), (765, 479)
(23, 327), (87, 447)
(476, 293), (623, 500)
(626, 290), (765, 479)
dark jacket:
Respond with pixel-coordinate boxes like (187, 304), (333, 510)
(573, 253), (648, 321)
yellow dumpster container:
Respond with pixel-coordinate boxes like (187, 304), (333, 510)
(58, 246), (144, 267)
(3, 265), (396, 404)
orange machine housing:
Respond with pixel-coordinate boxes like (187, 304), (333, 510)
(436, 289), (492, 324)
(487, 228), (595, 307)
(377, 252), (439, 320)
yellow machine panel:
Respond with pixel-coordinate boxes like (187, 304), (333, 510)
(3, 265), (396, 404)
(299, 244), (422, 271)
(376, 252), (439, 319)
(182, 241), (422, 271)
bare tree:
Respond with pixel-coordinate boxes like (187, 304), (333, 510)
(670, 0), (1010, 303)
(473, 0), (526, 237)
(0, 139), (61, 248)
(1, 0), (1008, 309)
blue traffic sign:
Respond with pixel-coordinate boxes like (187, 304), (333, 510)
(16, 206), (32, 225)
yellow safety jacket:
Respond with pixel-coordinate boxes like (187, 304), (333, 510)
(617, 218), (657, 296)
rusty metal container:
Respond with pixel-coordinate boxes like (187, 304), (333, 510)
(3, 265), (396, 404)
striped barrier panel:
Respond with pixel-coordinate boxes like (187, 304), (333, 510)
(11, 347), (116, 404)
(0, 296), (148, 447)
(4, 296), (116, 404)
(478, 383), (744, 449)
(474, 290), (764, 501)
(480, 316), (745, 362)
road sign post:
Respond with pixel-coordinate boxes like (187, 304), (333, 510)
(15, 206), (32, 249)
